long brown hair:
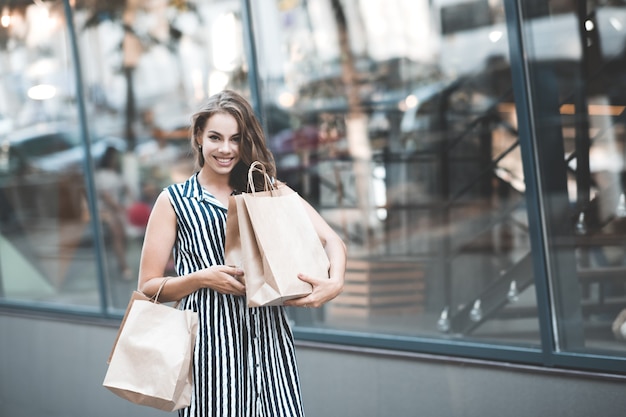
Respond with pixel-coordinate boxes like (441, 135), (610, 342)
(190, 90), (276, 192)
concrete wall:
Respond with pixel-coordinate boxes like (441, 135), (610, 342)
(1, 313), (625, 417)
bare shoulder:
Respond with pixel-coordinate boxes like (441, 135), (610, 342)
(146, 190), (176, 227)
(154, 189), (172, 205)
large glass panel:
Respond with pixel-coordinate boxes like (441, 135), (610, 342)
(0, 1), (104, 308)
(520, 1), (626, 355)
(253, 0), (538, 346)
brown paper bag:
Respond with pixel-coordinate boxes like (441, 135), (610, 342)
(225, 162), (330, 307)
(106, 290), (153, 364)
(103, 280), (198, 411)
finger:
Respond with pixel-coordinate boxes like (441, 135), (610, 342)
(284, 296), (311, 308)
(226, 265), (244, 276)
(224, 267), (244, 284)
(231, 276), (245, 293)
(227, 285), (245, 296)
(296, 273), (316, 284)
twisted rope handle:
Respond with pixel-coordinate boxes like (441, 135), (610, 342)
(151, 277), (170, 303)
(247, 161), (276, 195)
(150, 277), (180, 308)
(150, 277), (181, 308)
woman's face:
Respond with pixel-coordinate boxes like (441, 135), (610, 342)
(198, 112), (241, 176)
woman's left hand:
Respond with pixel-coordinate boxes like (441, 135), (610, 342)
(283, 272), (343, 308)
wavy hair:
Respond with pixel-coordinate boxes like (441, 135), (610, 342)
(190, 90), (276, 192)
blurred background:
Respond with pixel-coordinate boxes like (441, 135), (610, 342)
(1, 0), (626, 416)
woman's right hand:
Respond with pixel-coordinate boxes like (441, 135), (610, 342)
(138, 191), (246, 301)
(198, 265), (245, 296)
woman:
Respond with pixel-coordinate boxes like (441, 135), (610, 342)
(138, 89), (346, 417)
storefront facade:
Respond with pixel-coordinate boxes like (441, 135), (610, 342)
(1, 1), (626, 414)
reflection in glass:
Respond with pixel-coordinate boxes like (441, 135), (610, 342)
(254, 0), (538, 346)
(0, 2), (101, 307)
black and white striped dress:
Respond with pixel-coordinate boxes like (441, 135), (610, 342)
(167, 174), (305, 417)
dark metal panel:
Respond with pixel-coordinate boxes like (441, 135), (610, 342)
(240, 0), (263, 117)
(503, 0), (585, 362)
(62, 0), (110, 314)
(502, 0), (558, 364)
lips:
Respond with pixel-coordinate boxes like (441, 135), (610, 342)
(214, 156), (234, 166)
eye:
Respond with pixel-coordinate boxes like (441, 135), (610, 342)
(208, 134), (221, 141)
(231, 135), (241, 143)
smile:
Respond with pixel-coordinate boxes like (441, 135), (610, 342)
(214, 156), (235, 165)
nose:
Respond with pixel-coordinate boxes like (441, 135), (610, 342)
(219, 139), (233, 153)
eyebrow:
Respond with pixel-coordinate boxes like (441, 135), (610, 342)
(207, 130), (241, 138)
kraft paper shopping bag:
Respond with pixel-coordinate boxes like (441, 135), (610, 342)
(103, 279), (198, 411)
(225, 162), (330, 307)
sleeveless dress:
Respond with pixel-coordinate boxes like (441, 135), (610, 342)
(166, 174), (305, 417)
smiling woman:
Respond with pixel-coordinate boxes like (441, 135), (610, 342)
(136, 89), (346, 417)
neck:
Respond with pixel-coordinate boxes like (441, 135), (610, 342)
(197, 168), (231, 192)
(197, 169), (234, 206)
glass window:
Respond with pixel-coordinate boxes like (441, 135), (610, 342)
(521, 1), (626, 356)
(253, 0), (538, 347)
(0, 2), (104, 308)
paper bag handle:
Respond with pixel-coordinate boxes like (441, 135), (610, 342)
(247, 161), (276, 195)
(148, 277), (183, 308)
(149, 277), (172, 304)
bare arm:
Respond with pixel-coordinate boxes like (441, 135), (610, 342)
(137, 190), (245, 302)
(283, 195), (347, 308)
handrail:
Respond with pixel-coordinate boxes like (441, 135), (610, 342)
(447, 138), (521, 205)
(444, 88), (515, 153)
